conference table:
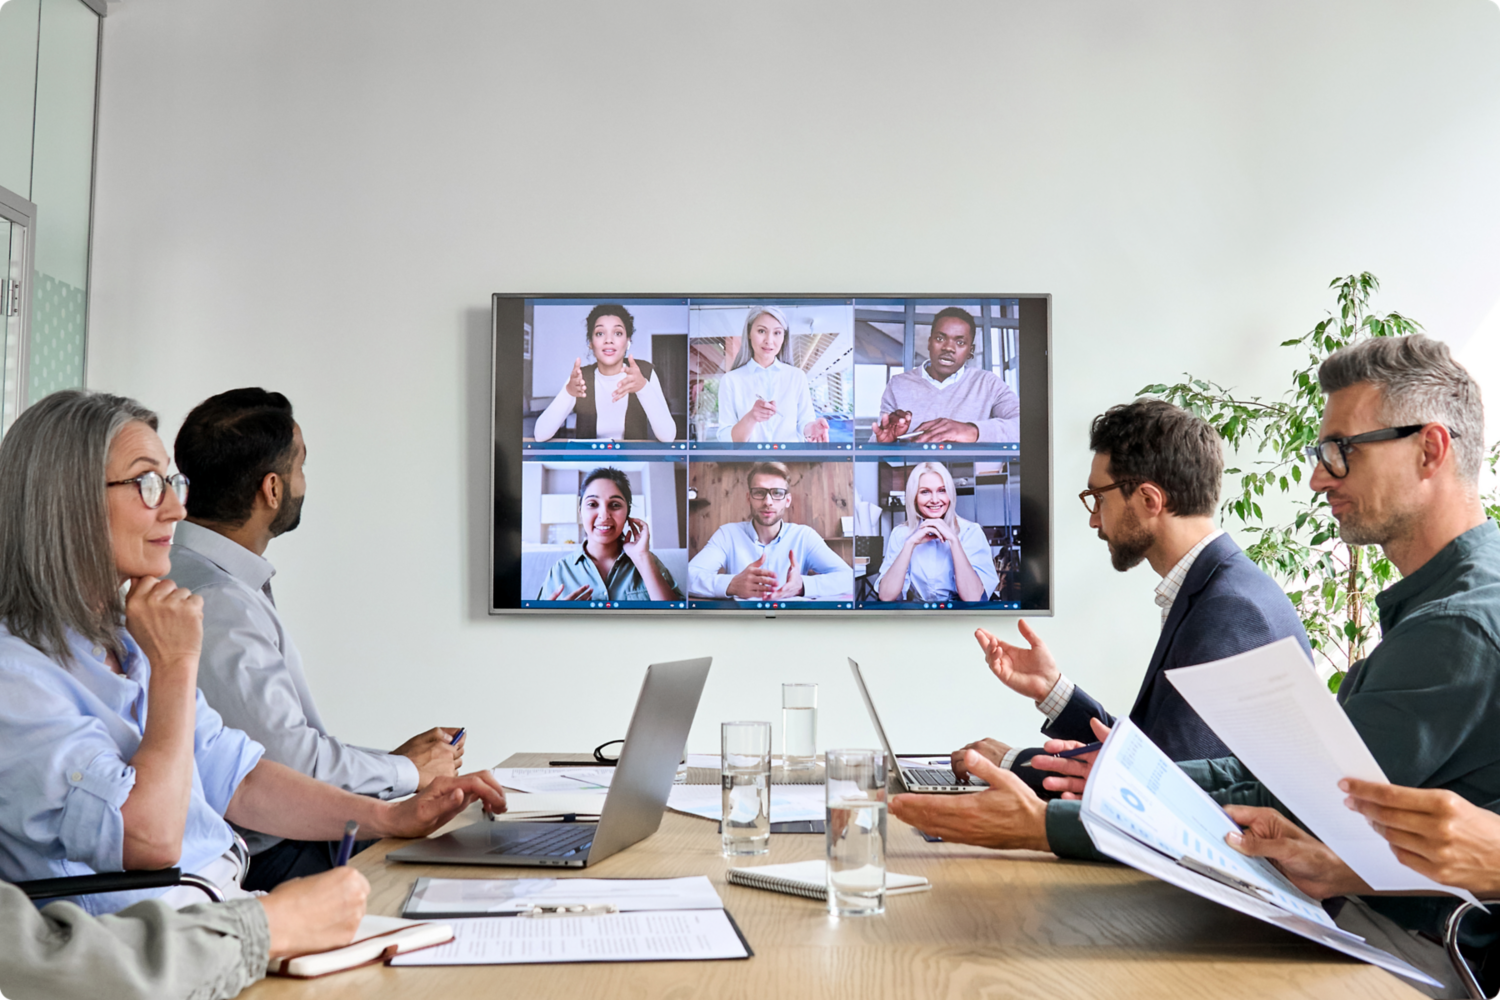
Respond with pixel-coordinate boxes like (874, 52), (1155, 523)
(242, 753), (1425, 1000)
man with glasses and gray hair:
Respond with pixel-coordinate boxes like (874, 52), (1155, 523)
(896, 335), (1496, 997)
(686, 461), (854, 601)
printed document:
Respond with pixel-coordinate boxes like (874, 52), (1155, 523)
(1080, 719), (1440, 988)
(1166, 636), (1479, 903)
(388, 909), (749, 965)
(667, 783), (825, 823)
(403, 876), (724, 917)
(491, 767), (615, 793)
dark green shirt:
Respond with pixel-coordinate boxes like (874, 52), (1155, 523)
(1047, 520), (1500, 937)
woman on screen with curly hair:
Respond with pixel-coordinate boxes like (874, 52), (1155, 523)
(533, 304), (678, 443)
(876, 462), (997, 603)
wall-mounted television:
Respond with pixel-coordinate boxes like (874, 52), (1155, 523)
(490, 295), (1051, 616)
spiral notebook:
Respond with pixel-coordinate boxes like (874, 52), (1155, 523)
(726, 860), (930, 901)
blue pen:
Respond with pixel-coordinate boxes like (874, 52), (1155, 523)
(450, 728), (466, 747)
(335, 820), (358, 867)
(1052, 740), (1103, 760)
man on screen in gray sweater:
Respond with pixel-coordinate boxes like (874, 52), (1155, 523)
(870, 307), (1020, 444)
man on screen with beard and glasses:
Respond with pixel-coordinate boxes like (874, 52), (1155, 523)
(946, 399), (1310, 795)
(169, 388), (465, 890)
(687, 462), (854, 601)
(869, 307), (1020, 444)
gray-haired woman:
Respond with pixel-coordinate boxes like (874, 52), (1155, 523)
(0, 391), (504, 920)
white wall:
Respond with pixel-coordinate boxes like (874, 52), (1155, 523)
(86, 1), (1500, 772)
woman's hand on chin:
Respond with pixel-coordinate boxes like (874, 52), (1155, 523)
(124, 576), (204, 678)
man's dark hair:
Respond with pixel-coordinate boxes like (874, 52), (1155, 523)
(585, 304), (635, 345)
(580, 466), (632, 514)
(929, 306), (976, 342)
(174, 388), (296, 526)
(1088, 399), (1222, 517)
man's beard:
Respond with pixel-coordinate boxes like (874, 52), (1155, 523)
(1100, 505), (1153, 572)
(270, 493), (304, 537)
(1335, 498), (1416, 548)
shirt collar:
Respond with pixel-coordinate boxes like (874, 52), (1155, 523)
(740, 520), (787, 545)
(1375, 520), (1499, 628)
(920, 362), (967, 390)
(1154, 529), (1225, 625)
(173, 520), (277, 592)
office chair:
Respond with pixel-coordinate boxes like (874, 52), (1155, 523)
(1445, 898), (1500, 999)
(15, 868), (224, 904)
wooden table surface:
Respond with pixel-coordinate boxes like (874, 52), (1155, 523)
(242, 754), (1423, 1000)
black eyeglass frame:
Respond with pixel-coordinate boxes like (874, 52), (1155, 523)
(1077, 479), (1142, 515)
(106, 471), (190, 510)
(1303, 424), (1459, 479)
(747, 488), (790, 501)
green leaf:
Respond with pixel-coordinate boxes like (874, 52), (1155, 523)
(1328, 671), (1345, 694)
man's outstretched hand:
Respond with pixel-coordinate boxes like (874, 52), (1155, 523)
(974, 621), (1060, 703)
(890, 750), (1049, 852)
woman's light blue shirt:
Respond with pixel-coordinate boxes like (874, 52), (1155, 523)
(879, 517), (1000, 602)
(0, 625), (264, 915)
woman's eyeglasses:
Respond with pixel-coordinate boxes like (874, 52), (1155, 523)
(107, 471), (190, 509)
(1077, 480), (1140, 515)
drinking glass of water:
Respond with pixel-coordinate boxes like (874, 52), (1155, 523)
(781, 683), (817, 773)
(721, 721), (771, 857)
(825, 748), (887, 916)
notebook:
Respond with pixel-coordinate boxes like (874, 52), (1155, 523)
(726, 860), (930, 901)
(267, 915), (454, 978)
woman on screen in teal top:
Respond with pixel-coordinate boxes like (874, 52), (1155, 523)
(540, 467), (682, 602)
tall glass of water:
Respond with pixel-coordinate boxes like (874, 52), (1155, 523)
(781, 683), (817, 773)
(722, 721), (771, 858)
(825, 748), (887, 916)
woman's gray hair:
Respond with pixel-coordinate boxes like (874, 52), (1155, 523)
(1318, 334), (1484, 483)
(0, 390), (159, 665)
(729, 305), (792, 371)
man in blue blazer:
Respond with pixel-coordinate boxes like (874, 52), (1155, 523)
(951, 399), (1310, 795)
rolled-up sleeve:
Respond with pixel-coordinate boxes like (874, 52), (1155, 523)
(191, 691), (264, 817)
(0, 666), (137, 877)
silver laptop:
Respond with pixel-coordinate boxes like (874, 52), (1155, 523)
(849, 658), (985, 794)
(389, 657), (711, 868)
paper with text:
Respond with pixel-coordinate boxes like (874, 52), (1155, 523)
(387, 909), (749, 965)
(403, 876), (724, 917)
(1166, 636), (1479, 903)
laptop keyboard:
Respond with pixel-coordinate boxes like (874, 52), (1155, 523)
(489, 826), (596, 858)
(904, 767), (984, 787)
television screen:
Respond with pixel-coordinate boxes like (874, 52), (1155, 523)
(491, 295), (1051, 615)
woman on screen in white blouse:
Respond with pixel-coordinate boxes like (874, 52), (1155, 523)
(533, 304), (678, 443)
(715, 306), (829, 443)
(876, 462), (998, 603)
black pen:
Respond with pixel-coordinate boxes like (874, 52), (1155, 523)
(1051, 741), (1103, 760)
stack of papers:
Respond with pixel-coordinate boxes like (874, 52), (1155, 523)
(491, 767), (614, 792)
(489, 791), (607, 822)
(666, 783), (825, 824)
(402, 876), (725, 917)
(1079, 718), (1441, 988)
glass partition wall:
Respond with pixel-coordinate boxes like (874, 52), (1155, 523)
(0, 0), (101, 438)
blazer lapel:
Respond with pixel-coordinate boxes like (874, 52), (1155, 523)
(1126, 533), (1239, 721)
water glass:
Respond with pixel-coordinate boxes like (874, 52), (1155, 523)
(722, 721), (771, 857)
(825, 748), (887, 916)
(781, 683), (818, 772)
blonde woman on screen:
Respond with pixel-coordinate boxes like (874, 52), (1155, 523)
(876, 462), (998, 603)
(715, 306), (829, 443)
(534, 304), (677, 442)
